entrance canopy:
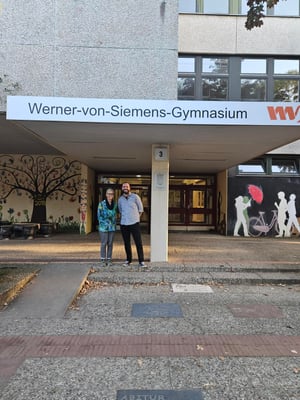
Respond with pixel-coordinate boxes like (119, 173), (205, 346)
(2, 97), (300, 173)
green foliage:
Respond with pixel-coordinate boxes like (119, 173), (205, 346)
(245, 0), (282, 30)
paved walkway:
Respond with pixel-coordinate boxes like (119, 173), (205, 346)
(2, 263), (90, 318)
(0, 232), (300, 399)
(0, 231), (300, 265)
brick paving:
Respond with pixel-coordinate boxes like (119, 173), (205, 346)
(1, 334), (300, 381)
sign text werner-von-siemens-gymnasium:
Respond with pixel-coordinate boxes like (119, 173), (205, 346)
(6, 96), (300, 125)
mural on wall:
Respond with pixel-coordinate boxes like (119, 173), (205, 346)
(0, 155), (81, 223)
(286, 193), (300, 237)
(79, 178), (88, 235)
(233, 195), (251, 237)
(228, 177), (300, 237)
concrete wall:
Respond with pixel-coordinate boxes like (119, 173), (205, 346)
(179, 14), (300, 55)
(269, 140), (300, 155)
(0, 0), (178, 111)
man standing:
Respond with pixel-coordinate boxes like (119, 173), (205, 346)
(118, 182), (146, 267)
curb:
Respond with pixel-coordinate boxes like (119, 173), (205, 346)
(89, 268), (300, 286)
(0, 269), (40, 308)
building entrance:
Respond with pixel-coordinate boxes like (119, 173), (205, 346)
(95, 175), (216, 231)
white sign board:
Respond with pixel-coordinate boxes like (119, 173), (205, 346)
(6, 96), (300, 126)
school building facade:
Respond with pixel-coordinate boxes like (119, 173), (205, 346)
(0, 0), (300, 261)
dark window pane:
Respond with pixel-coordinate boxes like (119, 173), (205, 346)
(272, 160), (298, 174)
(202, 78), (228, 100)
(178, 77), (195, 98)
(274, 80), (299, 102)
(241, 79), (266, 100)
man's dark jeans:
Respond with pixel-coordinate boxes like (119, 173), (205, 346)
(120, 222), (144, 264)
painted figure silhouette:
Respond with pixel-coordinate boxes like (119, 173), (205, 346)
(285, 193), (300, 236)
(234, 195), (251, 237)
(274, 191), (287, 237)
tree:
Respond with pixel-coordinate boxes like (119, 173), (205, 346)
(0, 155), (81, 223)
(245, 0), (284, 30)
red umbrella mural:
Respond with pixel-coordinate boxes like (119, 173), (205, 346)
(247, 184), (264, 204)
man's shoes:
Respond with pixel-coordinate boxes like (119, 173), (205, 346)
(123, 261), (131, 267)
(106, 260), (113, 266)
(100, 259), (106, 267)
(139, 262), (147, 268)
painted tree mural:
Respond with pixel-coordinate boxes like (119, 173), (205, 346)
(0, 155), (81, 223)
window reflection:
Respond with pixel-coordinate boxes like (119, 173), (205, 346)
(177, 77), (195, 98)
(202, 78), (228, 100)
(178, 56), (300, 101)
(241, 79), (266, 100)
(202, 58), (228, 74)
(274, 80), (299, 102)
(272, 160), (298, 174)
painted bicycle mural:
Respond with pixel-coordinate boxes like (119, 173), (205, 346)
(229, 178), (300, 238)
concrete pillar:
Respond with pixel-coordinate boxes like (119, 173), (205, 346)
(150, 145), (169, 262)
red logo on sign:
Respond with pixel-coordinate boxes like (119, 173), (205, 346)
(267, 105), (300, 122)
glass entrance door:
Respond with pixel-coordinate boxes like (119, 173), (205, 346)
(95, 174), (216, 230)
(169, 185), (215, 227)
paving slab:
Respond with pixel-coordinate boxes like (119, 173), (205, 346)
(2, 263), (90, 318)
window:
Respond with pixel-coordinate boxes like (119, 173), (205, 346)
(241, 79), (266, 101)
(179, 0), (300, 16)
(274, 80), (299, 101)
(178, 0), (196, 13)
(272, 159), (298, 174)
(178, 0), (232, 14)
(178, 58), (195, 73)
(202, 58), (228, 74)
(203, 0), (229, 14)
(272, 0), (299, 16)
(241, 59), (266, 74)
(202, 78), (228, 100)
(273, 59), (300, 101)
(238, 161), (265, 174)
(274, 60), (299, 74)
(178, 56), (300, 102)
(177, 57), (196, 99)
(178, 77), (195, 98)
(236, 157), (300, 176)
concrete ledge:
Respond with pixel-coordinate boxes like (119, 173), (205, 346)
(0, 268), (40, 308)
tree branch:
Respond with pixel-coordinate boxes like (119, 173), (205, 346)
(245, 0), (283, 30)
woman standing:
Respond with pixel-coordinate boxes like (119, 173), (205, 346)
(97, 188), (118, 266)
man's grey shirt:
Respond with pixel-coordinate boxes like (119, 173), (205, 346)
(118, 193), (144, 225)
